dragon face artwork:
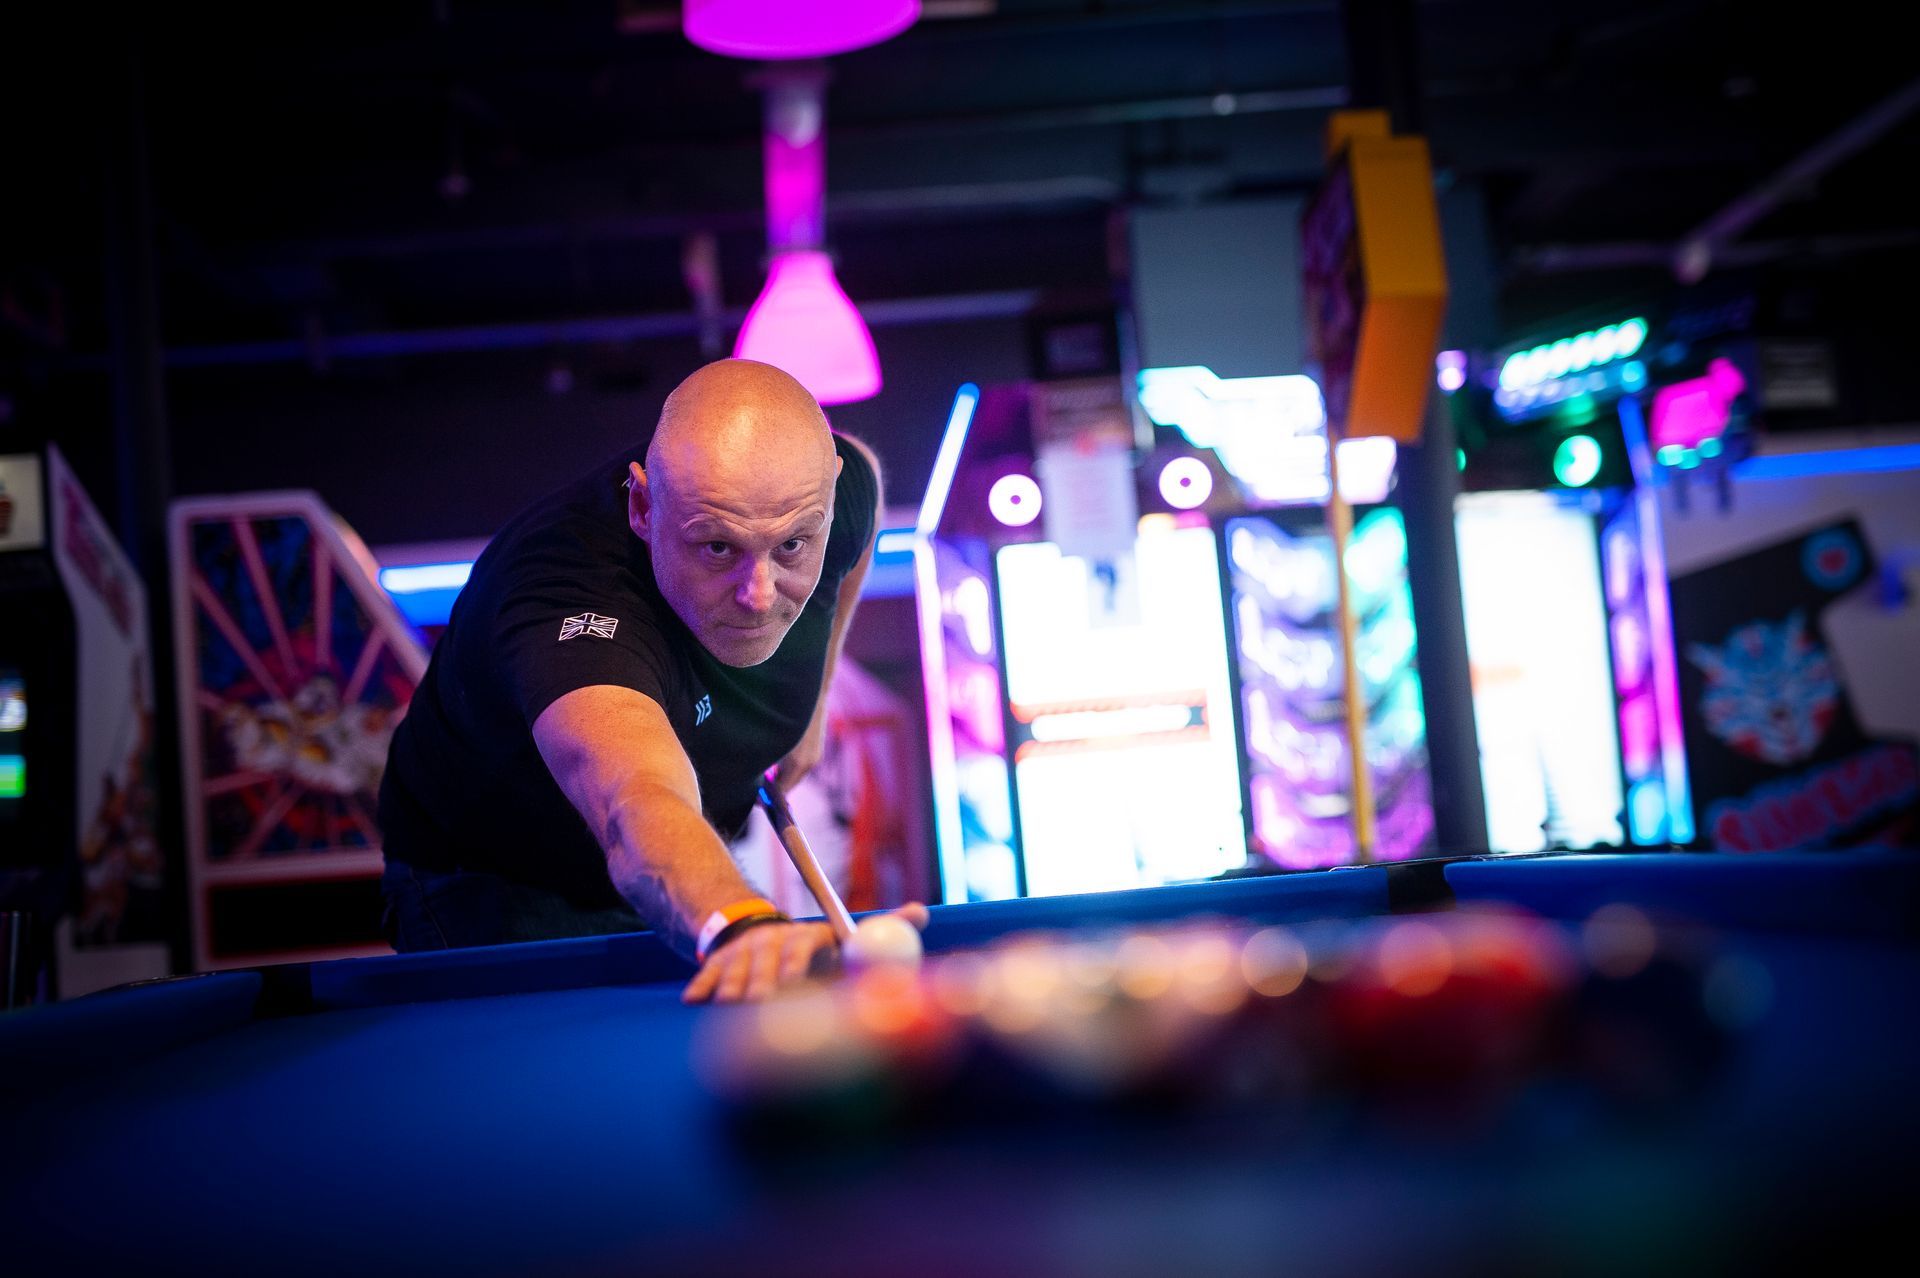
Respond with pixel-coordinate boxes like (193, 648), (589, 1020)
(1687, 611), (1839, 767)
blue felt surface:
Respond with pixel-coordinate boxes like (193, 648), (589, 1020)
(3, 983), (738, 1277)
(1445, 851), (1920, 936)
(0, 970), (263, 1094)
(7, 856), (1916, 1276)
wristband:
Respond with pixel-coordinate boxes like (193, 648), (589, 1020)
(697, 898), (784, 961)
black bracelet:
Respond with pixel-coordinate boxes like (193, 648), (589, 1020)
(702, 911), (790, 959)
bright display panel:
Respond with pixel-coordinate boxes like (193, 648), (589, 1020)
(1224, 509), (1433, 867)
(0, 669), (22, 806)
(1456, 492), (1626, 852)
(995, 522), (1245, 896)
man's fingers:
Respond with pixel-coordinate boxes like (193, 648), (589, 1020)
(682, 956), (721, 1004)
(895, 901), (930, 929)
(743, 933), (783, 1001)
(778, 929), (817, 984)
(679, 919), (881, 1004)
(718, 940), (752, 997)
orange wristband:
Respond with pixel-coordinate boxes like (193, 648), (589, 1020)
(696, 897), (782, 961)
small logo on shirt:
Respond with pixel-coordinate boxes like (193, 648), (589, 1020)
(559, 612), (619, 641)
(694, 695), (713, 726)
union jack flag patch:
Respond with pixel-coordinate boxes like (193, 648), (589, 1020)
(559, 612), (619, 641)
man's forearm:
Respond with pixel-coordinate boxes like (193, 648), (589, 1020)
(600, 780), (762, 959)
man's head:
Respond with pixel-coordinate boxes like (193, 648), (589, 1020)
(627, 359), (842, 667)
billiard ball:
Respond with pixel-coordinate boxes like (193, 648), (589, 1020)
(845, 913), (925, 967)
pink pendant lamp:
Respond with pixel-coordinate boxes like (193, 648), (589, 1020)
(733, 69), (881, 405)
(684, 1), (920, 61)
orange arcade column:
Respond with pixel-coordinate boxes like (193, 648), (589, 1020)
(1301, 109), (1448, 862)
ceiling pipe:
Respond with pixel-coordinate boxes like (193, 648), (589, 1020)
(1673, 75), (1920, 283)
(66, 286), (1043, 371)
(1515, 229), (1920, 276)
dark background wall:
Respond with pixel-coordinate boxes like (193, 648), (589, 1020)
(5, 1), (1919, 556)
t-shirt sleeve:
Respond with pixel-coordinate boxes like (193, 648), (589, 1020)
(823, 434), (880, 581)
(488, 545), (680, 730)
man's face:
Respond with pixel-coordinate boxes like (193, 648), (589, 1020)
(629, 448), (840, 668)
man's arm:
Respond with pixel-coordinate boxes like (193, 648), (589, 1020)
(533, 685), (834, 1001)
(775, 433), (883, 789)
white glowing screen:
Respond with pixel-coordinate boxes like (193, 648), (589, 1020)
(1456, 493), (1625, 853)
(995, 523), (1245, 895)
(1136, 364), (1396, 505)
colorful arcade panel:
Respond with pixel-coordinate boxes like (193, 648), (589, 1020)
(0, 445), (167, 1000)
(169, 491), (429, 969)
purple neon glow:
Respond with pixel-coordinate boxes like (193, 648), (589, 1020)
(912, 542), (967, 895)
(1619, 691), (1659, 778)
(1436, 350), (1468, 393)
(760, 71), (826, 251)
(1157, 457), (1213, 509)
(734, 250), (881, 405)
(987, 473), (1043, 527)
(683, 0), (920, 60)
(1617, 393), (1695, 842)
(1650, 356), (1747, 452)
(1611, 610), (1649, 695)
(1603, 526), (1639, 608)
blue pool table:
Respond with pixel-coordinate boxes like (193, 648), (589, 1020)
(4, 852), (1916, 1277)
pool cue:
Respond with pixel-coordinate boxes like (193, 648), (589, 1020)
(1325, 426), (1377, 864)
(756, 775), (858, 944)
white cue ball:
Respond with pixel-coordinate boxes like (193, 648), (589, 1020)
(844, 913), (925, 967)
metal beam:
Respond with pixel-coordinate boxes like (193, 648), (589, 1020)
(106, 287), (1045, 371)
(1675, 76), (1920, 282)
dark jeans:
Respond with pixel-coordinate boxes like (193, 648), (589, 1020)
(380, 860), (648, 952)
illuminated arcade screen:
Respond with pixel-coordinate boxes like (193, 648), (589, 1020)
(995, 520), (1246, 896)
(0, 669), (24, 810)
(1456, 492), (1625, 853)
(1224, 509), (1432, 868)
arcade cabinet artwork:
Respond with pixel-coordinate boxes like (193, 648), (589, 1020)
(0, 445), (167, 1001)
(170, 491), (428, 968)
(1669, 520), (1919, 851)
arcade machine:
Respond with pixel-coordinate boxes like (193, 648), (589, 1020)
(1447, 313), (1696, 852)
(916, 369), (1437, 904)
(169, 490), (428, 969)
(918, 114), (1460, 903)
(0, 444), (168, 1002)
(1138, 367), (1432, 871)
(1629, 294), (1920, 851)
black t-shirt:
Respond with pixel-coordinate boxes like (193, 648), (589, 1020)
(379, 435), (878, 908)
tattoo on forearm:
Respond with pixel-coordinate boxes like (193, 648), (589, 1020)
(623, 869), (698, 960)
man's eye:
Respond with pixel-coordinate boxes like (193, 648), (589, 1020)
(779, 538), (808, 555)
(703, 542), (733, 557)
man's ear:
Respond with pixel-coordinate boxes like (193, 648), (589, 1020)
(626, 462), (652, 542)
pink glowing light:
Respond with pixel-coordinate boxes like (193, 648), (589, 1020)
(733, 250), (881, 405)
(1650, 356), (1746, 452)
(1157, 457), (1213, 510)
(1618, 691), (1659, 778)
(1611, 611), (1649, 695)
(1435, 350), (1468, 393)
(684, 0), (920, 60)
(987, 474), (1042, 527)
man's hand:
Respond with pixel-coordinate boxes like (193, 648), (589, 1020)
(682, 919), (837, 1003)
(680, 903), (933, 1003)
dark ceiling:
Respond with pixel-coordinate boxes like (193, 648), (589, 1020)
(3, 0), (1917, 541)
(8, 0), (1917, 344)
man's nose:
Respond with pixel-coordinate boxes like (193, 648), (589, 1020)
(736, 556), (778, 613)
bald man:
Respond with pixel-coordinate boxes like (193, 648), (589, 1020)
(377, 359), (922, 1001)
